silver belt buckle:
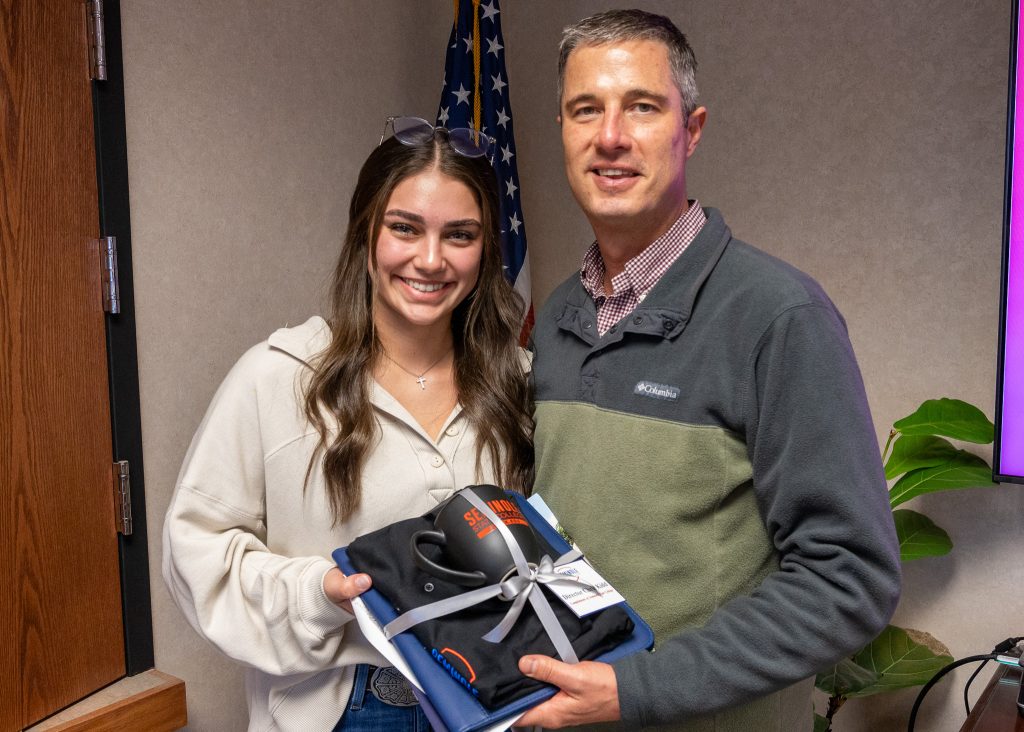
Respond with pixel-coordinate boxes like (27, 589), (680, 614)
(368, 666), (418, 707)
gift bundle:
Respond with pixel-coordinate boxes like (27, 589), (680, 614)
(333, 485), (654, 732)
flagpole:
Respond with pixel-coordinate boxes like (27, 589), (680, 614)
(473, 0), (482, 131)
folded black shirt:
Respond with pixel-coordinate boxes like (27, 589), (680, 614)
(347, 513), (634, 709)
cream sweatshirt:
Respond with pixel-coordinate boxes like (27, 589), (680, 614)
(163, 316), (503, 731)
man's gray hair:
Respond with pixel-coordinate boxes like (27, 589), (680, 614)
(557, 8), (699, 115)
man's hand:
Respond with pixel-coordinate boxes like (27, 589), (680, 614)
(323, 568), (371, 613)
(515, 656), (620, 728)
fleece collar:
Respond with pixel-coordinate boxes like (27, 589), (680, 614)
(555, 208), (732, 349)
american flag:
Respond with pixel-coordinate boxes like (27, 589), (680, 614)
(437, 0), (533, 343)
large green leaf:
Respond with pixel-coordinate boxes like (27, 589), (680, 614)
(883, 435), (960, 479)
(847, 625), (952, 697)
(813, 713), (831, 732)
(815, 657), (880, 696)
(892, 398), (994, 444)
(889, 452), (996, 507)
(893, 509), (952, 560)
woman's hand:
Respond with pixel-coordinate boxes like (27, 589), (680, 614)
(323, 568), (372, 613)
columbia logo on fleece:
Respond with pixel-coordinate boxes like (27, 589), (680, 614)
(633, 380), (680, 401)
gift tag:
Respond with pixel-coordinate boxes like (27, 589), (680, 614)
(549, 558), (624, 617)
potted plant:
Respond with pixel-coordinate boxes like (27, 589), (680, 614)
(813, 398), (999, 731)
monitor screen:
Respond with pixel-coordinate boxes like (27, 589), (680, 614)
(995, 0), (1024, 483)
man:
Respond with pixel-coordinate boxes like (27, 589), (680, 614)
(517, 9), (900, 730)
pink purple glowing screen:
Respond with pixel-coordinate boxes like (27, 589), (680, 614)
(1000, 6), (1024, 478)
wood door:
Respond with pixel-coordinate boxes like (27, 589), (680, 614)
(0, 1), (126, 729)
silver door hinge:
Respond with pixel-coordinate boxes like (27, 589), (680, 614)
(86, 0), (107, 81)
(95, 236), (120, 314)
(113, 460), (132, 535)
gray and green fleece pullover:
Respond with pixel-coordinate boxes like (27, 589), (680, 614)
(531, 208), (901, 731)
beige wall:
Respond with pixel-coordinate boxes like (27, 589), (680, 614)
(121, 3), (455, 729)
(122, 2), (1024, 730)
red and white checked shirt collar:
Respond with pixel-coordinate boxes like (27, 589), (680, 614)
(580, 201), (707, 335)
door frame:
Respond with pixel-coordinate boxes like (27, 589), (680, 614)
(92, 0), (154, 675)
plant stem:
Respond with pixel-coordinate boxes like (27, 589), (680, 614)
(881, 429), (897, 463)
(826, 694), (846, 722)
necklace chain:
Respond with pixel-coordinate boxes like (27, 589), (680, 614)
(382, 348), (452, 390)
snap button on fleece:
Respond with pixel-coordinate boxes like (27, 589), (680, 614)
(633, 316), (643, 325)
(663, 319), (677, 331)
(583, 321), (593, 330)
(445, 425), (459, 436)
(430, 455), (444, 468)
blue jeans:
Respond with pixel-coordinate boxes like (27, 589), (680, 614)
(333, 665), (431, 732)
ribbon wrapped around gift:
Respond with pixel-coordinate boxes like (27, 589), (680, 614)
(383, 489), (598, 664)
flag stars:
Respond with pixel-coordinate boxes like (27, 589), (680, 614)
(506, 177), (518, 198)
(501, 144), (514, 163)
(491, 73), (507, 94)
(481, 1), (499, 22)
(509, 212), (522, 234)
(462, 33), (473, 53)
(496, 108), (510, 128)
(486, 37), (504, 57)
(453, 84), (471, 106)
(438, 106), (450, 125)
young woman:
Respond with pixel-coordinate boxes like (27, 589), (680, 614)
(163, 119), (533, 731)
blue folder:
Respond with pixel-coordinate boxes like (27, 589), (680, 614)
(332, 492), (655, 732)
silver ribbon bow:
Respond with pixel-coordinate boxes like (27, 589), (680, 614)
(382, 490), (596, 664)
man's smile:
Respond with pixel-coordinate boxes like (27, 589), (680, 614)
(593, 168), (639, 178)
(589, 165), (642, 192)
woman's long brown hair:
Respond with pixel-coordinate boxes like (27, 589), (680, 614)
(303, 132), (533, 524)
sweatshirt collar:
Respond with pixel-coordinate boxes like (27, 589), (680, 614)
(267, 316), (332, 367)
(268, 315), (473, 444)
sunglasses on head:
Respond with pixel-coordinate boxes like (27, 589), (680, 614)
(379, 116), (496, 163)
